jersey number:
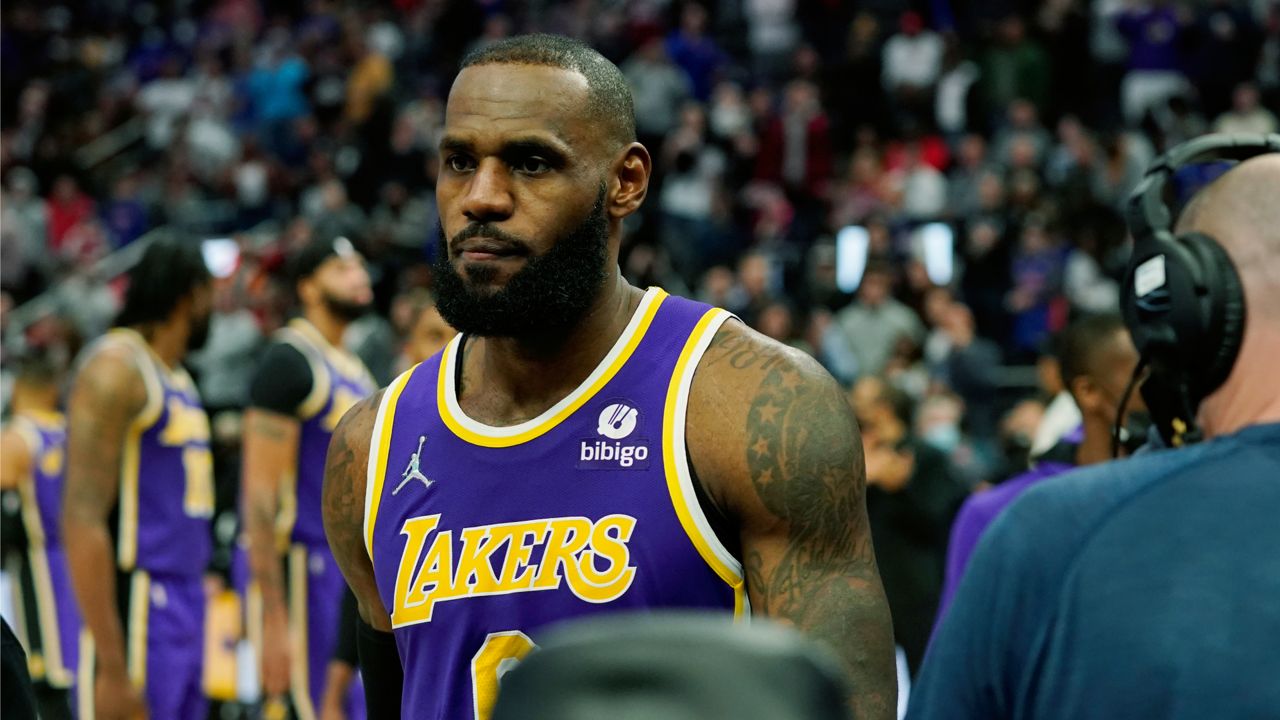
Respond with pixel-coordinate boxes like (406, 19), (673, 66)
(182, 447), (215, 518)
(471, 630), (536, 720)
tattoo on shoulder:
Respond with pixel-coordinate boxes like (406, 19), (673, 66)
(702, 327), (791, 372)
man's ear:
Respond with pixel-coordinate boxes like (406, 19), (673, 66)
(608, 143), (652, 220)
(1071, 375), (1099, 416)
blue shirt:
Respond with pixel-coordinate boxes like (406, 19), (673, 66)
(907, 422), (1280, 720)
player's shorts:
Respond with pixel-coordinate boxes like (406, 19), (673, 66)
(79, 569), (207, 720)
(249, 542), (364, 720)
(8, 545), (79, 719)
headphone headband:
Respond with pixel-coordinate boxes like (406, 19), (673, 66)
(1127, 133), (1280, 246)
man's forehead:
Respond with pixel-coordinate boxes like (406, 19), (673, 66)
(445, 64), (592, 145)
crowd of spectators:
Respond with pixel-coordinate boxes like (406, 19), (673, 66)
(2, 0), (1278, 685)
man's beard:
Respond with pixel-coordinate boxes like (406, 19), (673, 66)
(323, 291), (372, 322)
(432, 186), (610, 341)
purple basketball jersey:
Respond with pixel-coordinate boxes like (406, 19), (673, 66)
(275, 319), (377, 548)
(364, 288), (746, 720)
(11, 411), (80, 687)
(100, 329), (213, 577)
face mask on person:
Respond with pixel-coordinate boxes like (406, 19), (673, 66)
(923, 424), (962, 453)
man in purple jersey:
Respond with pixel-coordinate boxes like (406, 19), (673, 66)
(0, 355), (78, 720)
(64, 237), (214, 720)
(934, 313), (1143, 627)
(242, 236), (376, 720)
(321, 34), (895, 720)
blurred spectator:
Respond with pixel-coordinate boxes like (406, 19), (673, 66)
(660, 103), (729, 286)
(754, 79), (834, 204)
(308, 179), (368, 245)
(745, 0), (801, 84)
(915, 392), (992, 489)
(830, 150), (891, 228)
(1188, 0), (1263, 119)
(1213, 82), (1279, 135)
(246, 38), (311, 156)
(980, 15), (1051, 122)
(934, 38), (981, 138)
(45, 175), (94, 258)
(825, 13), (886, 141)
(881, 12), (942, 125)
(1115, 0), (1191, 126)
(0, 168), (50, 299)
(890, 141), (948, 220)
(852, 376), (966, 676)
(946, 134), (994, 219)
(1006, 216), (1067, 359)
(931, 301), (1002, 440)
(993, 99), (1051, 170)
(665, 3), (725, 102)
(995, 396), (1046, 479)
(623, 38), (692, 149)
(823, 262), (925, 384)
(137, 54), (197, 150)
(345, 30), (394, 125)
(100, 175), (150, 249)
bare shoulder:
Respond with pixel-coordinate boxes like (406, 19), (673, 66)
(322, 389), (385, 527)
(68, 343), (148, 426)
(687, 319), (860, 516)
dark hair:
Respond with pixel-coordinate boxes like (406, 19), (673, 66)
(13, 351), (61, 388)
(874, 378), (916, 427)
(460, 34), (636, 149)
(1057, 313), (1127, 389)
(115, 235), (211, 328)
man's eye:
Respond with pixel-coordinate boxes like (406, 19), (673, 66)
(446, 155), (474, 173)
(516, 157), (551, 175)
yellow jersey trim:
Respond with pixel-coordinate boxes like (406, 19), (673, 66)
(438, 287), (668, 448)
(102, 329), (165, 571)
(126, 570), (150, 689)
(16, 456), (72, 687)
(364, 366), (418, 560)
(288, 544), (318, 720)
(662, 308), (748, 619)
(277, 324), (333, 421)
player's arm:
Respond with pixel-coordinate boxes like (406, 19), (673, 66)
(242, 342), (313, 694)
(323, 391), (403, 720)
(0, 425), (33, 490)
(62, 349), (148, 709)
(689, 323), (896, 720)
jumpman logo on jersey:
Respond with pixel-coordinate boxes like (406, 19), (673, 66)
(394, 436), (432, 496)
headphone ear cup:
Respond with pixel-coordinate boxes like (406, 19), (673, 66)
(1180, 232), (1246, 396)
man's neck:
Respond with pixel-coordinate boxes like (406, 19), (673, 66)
(11, 393), (59, 419)
(135, 322), (186, 369)
(462, 275), (644, 423)
(1075, 416), (1114, 466)
(303, 307), (349, 349)
(1200, 332), (1280, 439)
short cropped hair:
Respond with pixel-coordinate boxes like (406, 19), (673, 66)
(460, 34), (636, 149)
(115, 235), (211, 328)
(1057, 313), (1127, 388)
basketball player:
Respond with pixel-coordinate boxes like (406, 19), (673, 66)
(63, 237), (215, 720)
(0, 355), (79, 719)
(242, 236), (376, 719)
(322, 35), (895, 720)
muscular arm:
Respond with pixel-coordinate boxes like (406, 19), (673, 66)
(322, 391), (391, 631)
(0, 427), (32, 491)
(241, 409), (301, 623)
(63, 349), (147, 678)
(689, 323), (896, 719)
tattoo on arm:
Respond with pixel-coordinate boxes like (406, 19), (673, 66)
(241, 408), (300, 613)
(323, 391), (393, 631)
(63, 350), (147, 672)
(719, 331), (897, 719)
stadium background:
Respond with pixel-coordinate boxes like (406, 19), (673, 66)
(1, 0), (1277, 714)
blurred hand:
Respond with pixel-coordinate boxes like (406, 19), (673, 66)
(95, 666), (148, 720)
(261, 610), (292, 698)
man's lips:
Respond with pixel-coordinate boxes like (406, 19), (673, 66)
(456, 238), (528, 262)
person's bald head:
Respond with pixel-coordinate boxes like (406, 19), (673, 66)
(1175, 154), (1280, 321)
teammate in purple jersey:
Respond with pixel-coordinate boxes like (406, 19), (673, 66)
(242, 235), (377, 720)
(0, 355), (79, 720)
(64, 237), (215, 720)
(322, 35), (896, 720)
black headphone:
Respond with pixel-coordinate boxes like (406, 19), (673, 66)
(1119, 133), (1280, 450)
